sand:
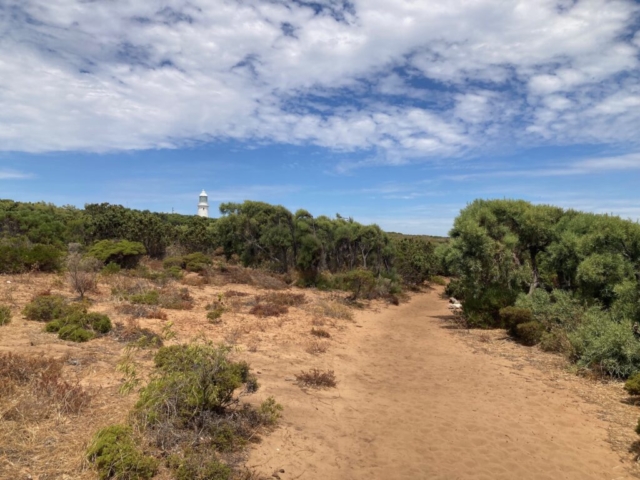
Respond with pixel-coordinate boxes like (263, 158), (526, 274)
(1, 273), (637, 479)
(248, 287), (633, 480)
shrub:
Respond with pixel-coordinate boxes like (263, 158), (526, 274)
(129, 290), (160, 306)
(165, 266), (183, 279)
(163, 256), (184, 270)
(310, 327), (331, 338)
(514, 321), (544, 346)
(207, 308), (225, 324)
(158, 287), (194, 310)
(86, 424), (158, 480)
(67, 252), (102, 299)
(182, 252), (212, 272)
(58, 324), (96, 342)
(625, 373), (640, 396)
(0, 240), (63, 273)
(101, 262), (121, 275)
(113, 319), (163, 348)
(0, 305), (11, 325)
(255, 292), (306, 307)
(500, 307), (534, 337)
(312, 300), (353, 321)
(295, 369), (336, 388)
(136, 344), (258, 426)
(569, 309), (640, 378)
(515, 289), (586, 331)
(23, 294), (68, 321)
(429, 275), (447, 286)
(258, 396), (283, 426)
(249, 303), (288, 317)
(44, 308), (112, 342)
(167, 452), (231, 480)
(539, 328), (574, 356)
(305, 340), (328, 355)
(89, 240), (146, 269)
(337, 269), (376, 300)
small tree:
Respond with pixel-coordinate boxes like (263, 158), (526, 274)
(67, 253), (102, 299)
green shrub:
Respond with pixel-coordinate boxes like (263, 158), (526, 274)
(0, 240), (62, 273)
(167, 452), (231, 480)
(636, 418), (640, 436)
(162, 256), (184, 269)
(515, 321), (544, 346)
(207, 308), (225, 324)
(136, 344), (258, 426)
(101, 262), (121, 275)
(23, 295), (68, 321)
(87, 312), (113, 334)
(258, 396), (284, 426)
(334, 269), (376, 300)
(86, 424), (158, 480)
(129, 290), (160, 306)
(89, 240), (146, 269)
(0, 306), (11, 326)
(569, 309), (640, 377)
(500, 306), (534, 336)
(539, 328), (574, 356)
(165, 266), (183, 279)
(625, 373), (640, 396)
(58, 325), (95, 342)
(429, 275), (447, 286)
(464, 286), (519, 328)
(183, 252), (212, 273)
(515, 289), (585, 331)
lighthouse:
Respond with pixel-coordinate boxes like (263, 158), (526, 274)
(197, 190), (209, 218)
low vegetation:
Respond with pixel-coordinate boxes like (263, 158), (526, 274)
(87, 342), (282, 480)
(0, 305), (11, 325)
(295, 369), (337, 389)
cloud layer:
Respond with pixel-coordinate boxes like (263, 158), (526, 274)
(1, 0), (639, 160)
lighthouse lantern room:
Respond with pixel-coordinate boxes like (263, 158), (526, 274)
(198, 190), (209, 218)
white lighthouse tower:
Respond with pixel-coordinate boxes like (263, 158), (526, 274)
(197, 190), (209, 218)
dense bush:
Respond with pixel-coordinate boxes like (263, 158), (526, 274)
(0, 239), (62, 273)
(0, 305), (11, 325)
(88, 240), (146, 268)
(569, 310), (640, 378)
(182, 252), (212, 272)
(167, 452), (231, 480)
(514, 321), (545, 346)
(45, 309), (112, 343)
(86, 424), (158, 480)
(624, 373), (640, 396)
(22, 294), (68, 321)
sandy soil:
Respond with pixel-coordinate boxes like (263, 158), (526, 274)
(248, 287), (636, 480)
(1, 272), (639, 479)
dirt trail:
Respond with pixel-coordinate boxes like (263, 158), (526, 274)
(249, 287), (632, 480)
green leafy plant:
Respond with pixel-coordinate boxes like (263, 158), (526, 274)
(22, 295), (68, 322)
(0, 305), (11, 326)
(88, 240), (146, 268)
(86, 425), (158, 480)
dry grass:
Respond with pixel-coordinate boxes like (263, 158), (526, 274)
(295, 369), (337, 389)
(112, 318), (164, 347)
(115, 303), (168, 320)
(250, 303), (289, 317)
(310, 327), (331, 338)
(305, 340), (329, 355)
(256, 292), (306, 307)
(310, 300), (353, 321)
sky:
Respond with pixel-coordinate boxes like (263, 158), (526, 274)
(1, 0), (639, 236)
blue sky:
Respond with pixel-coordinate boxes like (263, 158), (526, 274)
(1, 0), (640, 236)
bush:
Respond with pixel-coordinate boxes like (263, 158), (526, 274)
(101, 262), (121, 275)
(182, 252), (212, 272)
(310, 327), (331, 338)
(0, 240), (62, 273)
(625, 373), (640, 396)
(67, 252), (102, 299)
(207, 308), (225, 324)
(295, 369), (336, 388)
(163, 256), (184, 270)
(58, 324), (96, 342)
(255, 292), (306, 307)
(539, 328), (574, 356)
(337, 269), (376, 300)
(23, 295), (68, 321)
(0, 305), (11, 325)
(500, 307), (534, 336)
(167, 452), (231, 480)
(129, 290), (160, 306)
(136, 344), (258, 426)
(514, 321), (544, 346)
(249, 303), (288, 317)
(87, 425), (158, 480)
(88, 240), (146, 268)
(44, 308), (112, 342)
(569, 309), (640, 378)
(158, 287), (194, 310)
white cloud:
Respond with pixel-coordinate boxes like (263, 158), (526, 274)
(0, 0), (638, 161)
(0, 169), (34, 180)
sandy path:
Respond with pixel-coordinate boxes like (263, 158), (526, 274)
(249, 287), (632, 480)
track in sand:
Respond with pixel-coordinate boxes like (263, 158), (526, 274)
(249, 287), (632, 480)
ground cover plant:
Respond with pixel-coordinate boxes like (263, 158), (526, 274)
(87, 342), (282, 480)
(295, 369), (337, 389)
